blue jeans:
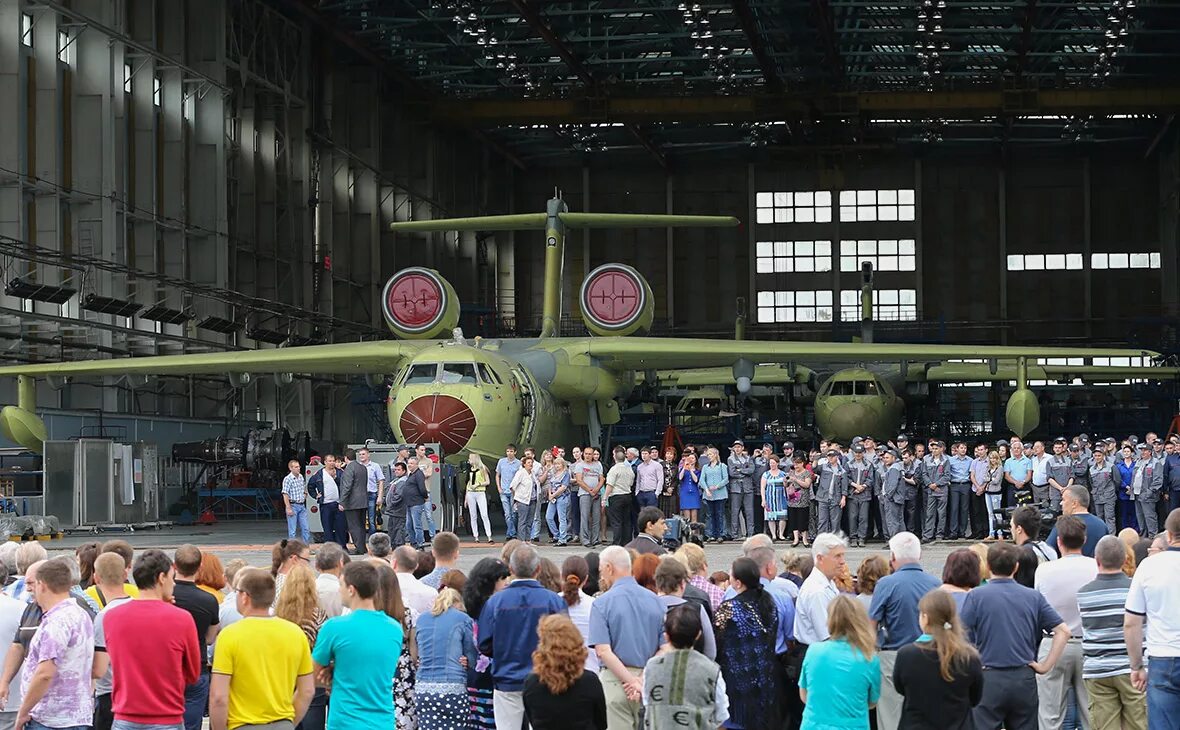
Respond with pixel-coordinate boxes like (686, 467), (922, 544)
(366, 492), (378, 536)
(319, 501), (346, 548)
(500, 491), (517, 539)
(28, 723), (89, 730)
(529, 499), (542, 540)
(113, 721), (185, 730)
(183, 671), (210, 730)
(1149, 656), (1180, 730)
(407, 504), (428, 547)
(547, 493), (571, 542)
(425, 498), (438, 536)
(287, 502), (310, 543)
(704, 498), (726, 539)
(636, 490), (658, 510)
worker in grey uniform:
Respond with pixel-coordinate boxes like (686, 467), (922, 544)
(1047, 437), (1075, 515)
(879, 449), (906, 540)
(920, 441), (951, 543)
(1088, 448), (1119, 534)
(846, 444), (876, 547)
(726, 441), (757, 539)
(1131, 442), (1164, 537)
(814, 449), (847, 534)
(1068, 443), (1090, 492)
(901, 450), (920, 534)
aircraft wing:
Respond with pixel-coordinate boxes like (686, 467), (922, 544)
(585, 339), (1161, 371)
(0, 341), (420, 378)
(920, 363), (1180, 383)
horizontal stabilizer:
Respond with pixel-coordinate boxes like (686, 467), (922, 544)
(559, 212), (739, 228)
(389, 213), (547, 232)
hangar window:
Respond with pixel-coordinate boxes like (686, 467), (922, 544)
(755, 191), (833, 224)
(839, 189), (916, 222)
(1091, 252), (1160, 269)
(839, 239), (916, 272)
(839, 289), (917, 321)
(1006, 253), (1083, 271)
(756, 290), (834, 324)
(21, 14), (33, 46)
(755, 240), (832, 273)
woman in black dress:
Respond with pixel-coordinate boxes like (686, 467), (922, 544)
(892, 589), (983, 730)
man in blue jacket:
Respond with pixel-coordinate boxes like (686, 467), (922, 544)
(477, 543), (566, 729)
(1162, 438), (1180, 524)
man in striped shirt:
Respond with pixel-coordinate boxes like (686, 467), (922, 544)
(1077, 535), (1147, 730)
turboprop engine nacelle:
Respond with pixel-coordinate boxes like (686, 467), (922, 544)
(579, 263), (654, 337)
(382, 267), (460, 340)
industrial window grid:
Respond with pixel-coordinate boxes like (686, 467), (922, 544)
(754, 240), (833, 274)
(756, 290), (834, 323)
(1091, 252), (1161, 269)
(838, 289), (918, 321)
(839, 239), (917, 272)
(838, 189), (916, 222)
(754, 191), (833, 224)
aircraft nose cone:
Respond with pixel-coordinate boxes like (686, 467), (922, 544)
(829, 402), (872, 439)
(398, 395), (476, 454)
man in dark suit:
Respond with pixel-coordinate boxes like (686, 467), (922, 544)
(338, 448), (369, 555)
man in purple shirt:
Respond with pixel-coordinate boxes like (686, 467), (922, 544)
(16, 559), (94, 730)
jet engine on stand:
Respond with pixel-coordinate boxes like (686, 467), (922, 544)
(170, 428), (318, 522)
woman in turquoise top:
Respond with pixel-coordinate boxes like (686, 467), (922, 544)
(799, 595), (881, 730)
(699, 447), (730, 543)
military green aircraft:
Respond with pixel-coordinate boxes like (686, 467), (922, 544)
(0, 195), (1173, 459)
(660, 360), (1180, 443)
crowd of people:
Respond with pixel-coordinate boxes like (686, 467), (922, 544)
(0, 430), (1177, 730)
(289, 431), (1179, 556)
(0, 493), (1175, 730)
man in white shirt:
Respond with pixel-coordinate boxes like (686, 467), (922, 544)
(793, 532), (846, 645)
(313, 543), (347, 618)
(1030, 441), (1052, 507)
(0, 568), (25, 730)
(1035, 515), (1098, 730)
(358, 448), (385, 537)
(392, 545), (437, 616)
(1124, 508), (1180, 728)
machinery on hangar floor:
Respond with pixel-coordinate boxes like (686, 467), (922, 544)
(2, 195), (1179, 470)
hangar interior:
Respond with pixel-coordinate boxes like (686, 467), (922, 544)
(1, 0), (1178, 508)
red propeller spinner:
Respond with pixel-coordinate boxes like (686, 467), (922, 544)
(398, 395), (477, 454)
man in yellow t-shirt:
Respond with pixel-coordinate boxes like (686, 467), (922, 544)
(209, 569), (314, 730)
(84, 553), (140, 608)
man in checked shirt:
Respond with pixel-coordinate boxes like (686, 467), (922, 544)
(282, 459), (311, 543)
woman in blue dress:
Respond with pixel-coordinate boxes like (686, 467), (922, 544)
(678, 452), (702, 523)
(1115, 445), (1139, 532)
(760, 455), (789, 542)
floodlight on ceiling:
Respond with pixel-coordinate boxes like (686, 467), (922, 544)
(140, 303), (193, 325)
(247, 326), (288, 346)
(4, 277), (77, 305)
(80, 293), (143, 318)
(196, 315), (239, 334)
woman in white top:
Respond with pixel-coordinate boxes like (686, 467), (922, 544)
(560, 554), (600, 673)
(509, 455), (540, 542)
(465, 453), (494, 544)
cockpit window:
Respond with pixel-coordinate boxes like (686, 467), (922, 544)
(440, 363), (478, 384)
(478, 363), (502, 385)
(856, 379), (879, 395)
(404, 363), (438, 385)
(829, 381), (854, 396)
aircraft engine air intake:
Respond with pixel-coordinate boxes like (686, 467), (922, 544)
(579, 263), (654, 337)
(381, 267), (460, 340)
